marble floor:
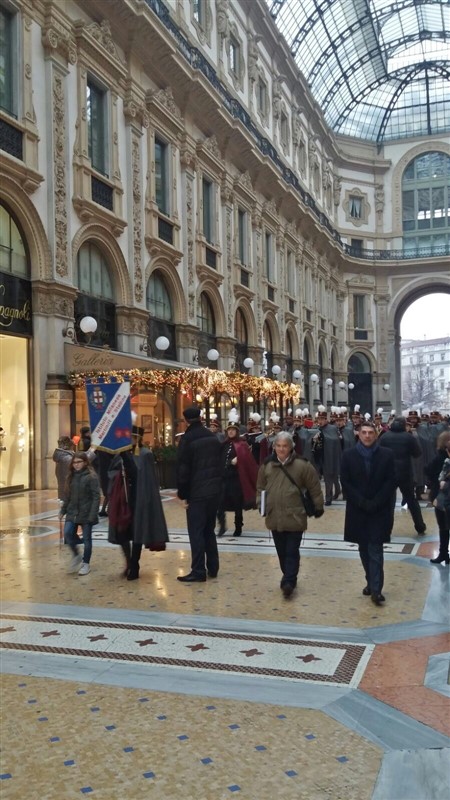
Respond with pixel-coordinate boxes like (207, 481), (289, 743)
(0, 490), (449, 799)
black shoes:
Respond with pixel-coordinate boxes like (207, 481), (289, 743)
(208, 571), (218, 578)
(325, 500), (332, 506)
(415, 525), (426, 535)
(98, 509), (108, 517)
(127, 566), (140, 581)
(430, 554), (450, 564)
(217, 527), (226, 537)
(177, 573), (206, 583)
(233, 530), (242, 537)
(282, 583), (294, 598)
(364, 586), (385, 602)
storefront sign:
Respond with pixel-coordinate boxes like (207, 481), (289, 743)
(64, 342), (161, 373)
(0, 271), (32, 336)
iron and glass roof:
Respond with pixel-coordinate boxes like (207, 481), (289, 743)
(265, 0), (450, 142)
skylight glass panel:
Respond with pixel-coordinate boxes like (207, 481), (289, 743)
(263, 0), (450, 141)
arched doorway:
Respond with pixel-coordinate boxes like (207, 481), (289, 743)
(399, 292), (450, 414)
(348, 352), (372, 415)
(391, 284), (450, 412)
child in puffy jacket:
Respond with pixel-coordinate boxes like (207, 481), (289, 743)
(60, 451), (100, 576)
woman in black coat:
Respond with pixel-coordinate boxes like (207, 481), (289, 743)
(341, 423), (397, 605)
(425, 430), (450, 564)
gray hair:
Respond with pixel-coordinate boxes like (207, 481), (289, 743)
(273, 431), (294, 449)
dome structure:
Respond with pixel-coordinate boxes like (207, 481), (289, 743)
(265, 0), (450, 142)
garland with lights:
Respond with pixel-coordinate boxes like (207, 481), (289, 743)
(67, 367), (301, 402)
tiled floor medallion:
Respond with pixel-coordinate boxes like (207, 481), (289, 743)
(0, 613), (373, 687)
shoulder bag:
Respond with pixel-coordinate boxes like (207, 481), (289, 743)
(279, 464), (316, 517)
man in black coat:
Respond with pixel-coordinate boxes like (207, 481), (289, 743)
(176, 406), (222, 582)
(341, 422), (397, 606)
(379, 417), (426, 534)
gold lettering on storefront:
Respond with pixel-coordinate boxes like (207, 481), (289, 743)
(70, 350), (116, 370)
(0, 285), (31, 327)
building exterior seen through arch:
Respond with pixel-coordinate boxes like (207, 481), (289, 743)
(0, 0), (449, 491)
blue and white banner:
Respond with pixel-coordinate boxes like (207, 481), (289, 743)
(86, 381), (132, 454)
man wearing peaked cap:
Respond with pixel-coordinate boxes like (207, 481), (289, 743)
(311, 406), (342, 504)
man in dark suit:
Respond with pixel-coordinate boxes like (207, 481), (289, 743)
(341, 422), (397, 606)
(176, 406), (222, 582)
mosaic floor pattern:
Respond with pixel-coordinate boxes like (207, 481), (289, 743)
(1, 490), (449, 800)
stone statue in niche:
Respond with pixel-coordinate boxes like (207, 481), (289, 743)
(248, 34), (261, 83)
(375, 183), (385, 214)
(216, 0), (229, 39)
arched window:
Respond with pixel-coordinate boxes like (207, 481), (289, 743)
(196, 292), (216, 366)
(234, 308), (248, 372)
(285, 330), (293, 383)
(348, 352), (370, 373)
(147, 272), (172, 320)
(303, 340), (310, 404)
(75, 242), (116, 347)
(262, 322), (273, 375)
(197, 292), (215, 334)
(0, 203), (28, 277)
(402, 152), (450, 254)
(146, 272), (176, 360)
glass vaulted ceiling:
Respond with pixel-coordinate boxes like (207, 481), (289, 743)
(265, 0), (450, 142)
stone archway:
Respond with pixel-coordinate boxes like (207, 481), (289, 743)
(388, 277), (450, 412)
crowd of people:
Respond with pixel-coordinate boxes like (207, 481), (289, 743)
(54, 403), (450, 604)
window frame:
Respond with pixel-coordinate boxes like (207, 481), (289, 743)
(86, 76), (109, 177)
(202, 176), (214, 244)
(154, 135), (169, 217)
(264, 230), (274, 283)
(0, 4), (19, 118)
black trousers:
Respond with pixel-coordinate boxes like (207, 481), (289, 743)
(186, 496), (219, 578)
(358, 540), (384, 594)
(217, 508), (243, 532)
(435, 507), (450, 556)
(272, 531), (303, 588)
(397, 477), (426, 532)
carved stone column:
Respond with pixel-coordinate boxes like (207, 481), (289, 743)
(221, 175), (234, 339)
(180, 141), (197, 326)
(43, 387), (73, 489)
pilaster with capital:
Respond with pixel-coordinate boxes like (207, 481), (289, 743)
(44, 387), (74, 489)
(220, 177), (234, 336)
(51, 65), (69, 279)
(252, 204), (263, 344)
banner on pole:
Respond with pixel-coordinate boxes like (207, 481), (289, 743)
(86, 381), (132, 454)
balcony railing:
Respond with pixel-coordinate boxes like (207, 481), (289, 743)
(344, 243), (450, 260)
(144, 0), (450, 265)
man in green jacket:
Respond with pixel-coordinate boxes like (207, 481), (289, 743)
(257, 432), (324, 598)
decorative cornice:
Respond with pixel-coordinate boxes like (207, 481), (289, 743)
(196, 263), (224, 287)
(42, 20), (77, 65)
(72, 195), (127, 237)
(73, 19), (127, 84)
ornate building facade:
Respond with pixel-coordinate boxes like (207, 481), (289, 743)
(0, 0), (449, 491)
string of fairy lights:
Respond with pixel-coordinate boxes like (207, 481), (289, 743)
(67, 367), (302, 403)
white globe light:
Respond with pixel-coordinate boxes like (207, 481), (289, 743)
(243, 357), (254, 369)
(338, 381), (346, 389)
(207, 348), (220, 361)
(155, 336), (170, 351)
(383, 383), (390, 391)
(326, 378), (333, 387)
(348, 382), (355, 390)
(79, 316), (97, 334)
(271, 364), (281, 375)
(293, 369), (302, 380)
(310, 373), (319, 383)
